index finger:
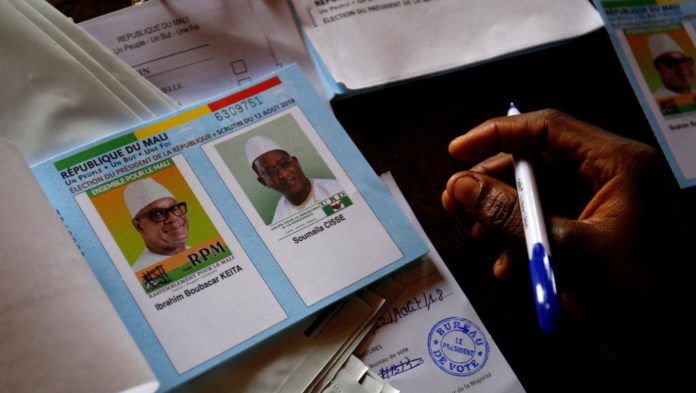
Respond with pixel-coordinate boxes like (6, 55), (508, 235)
(449, 109), (617, 166)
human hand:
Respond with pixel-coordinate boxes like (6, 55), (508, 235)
(441, 109), (691, 360)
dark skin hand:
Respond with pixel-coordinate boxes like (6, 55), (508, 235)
(441, 109), (694, 383)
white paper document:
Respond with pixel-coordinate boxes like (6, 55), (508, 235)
(292, 0), (603, 91)
(81, 0), (323, 106)
(354, 173), (525, 393)
(0, 139), (158, 393)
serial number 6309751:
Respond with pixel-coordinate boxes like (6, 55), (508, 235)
(213, 97), (263, 121)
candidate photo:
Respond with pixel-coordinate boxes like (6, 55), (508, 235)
(211, 113), (343, 225)
(124, 178), (190, 271)
(88, 162), (223, 276)
(648, 32), (696, 99)
(245, 135), (342, 223)
(626, 28), (696, 103)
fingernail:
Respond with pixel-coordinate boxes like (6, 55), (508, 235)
(493, 259), (508, 280)
(493, 259), (503, 275)
(452, 175), (481, 209)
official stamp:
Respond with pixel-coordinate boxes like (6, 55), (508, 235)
(427, 317), (490, 377)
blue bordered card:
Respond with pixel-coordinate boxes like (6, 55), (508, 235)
(32, 65), (427, 391)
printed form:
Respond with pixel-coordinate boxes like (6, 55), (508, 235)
(354, 173), (526, 393)
(80, 0), (323, 106)
(292, 0), (603, 91)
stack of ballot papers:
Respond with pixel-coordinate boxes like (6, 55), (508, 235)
(3, 61), (428, 391)
(0, 0), (178, 164)
(0, 1), (562, 392)
(79, 0), (603, 99)
(1, 2), (428, 389)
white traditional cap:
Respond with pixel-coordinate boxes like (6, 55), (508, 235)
(649, 33), (684, 60)
(245, 135), (284, 166)
(123, 178), (175, 218)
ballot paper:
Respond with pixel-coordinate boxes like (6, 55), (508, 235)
(291, 0), (603, 94)
(595, 0), (696, 188)
(80, 0), (325, 106)
(31, 65), (427, 391)
(353, 173), (526, 393)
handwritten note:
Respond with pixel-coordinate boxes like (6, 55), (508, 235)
(374, 288), (450, 331)
(378, 357), (425, 380)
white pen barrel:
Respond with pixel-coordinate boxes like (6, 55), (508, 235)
(514, 155), (552, 259)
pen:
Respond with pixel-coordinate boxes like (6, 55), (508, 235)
(508, 102), (561, 334)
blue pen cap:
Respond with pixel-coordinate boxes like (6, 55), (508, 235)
(529, 243), (561, 334)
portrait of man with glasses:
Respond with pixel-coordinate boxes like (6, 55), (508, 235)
(124, 178), (190, 271)
(245, 135), (342, 224)
(649, 32), (696, 99)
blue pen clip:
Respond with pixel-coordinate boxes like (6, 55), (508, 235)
(529, 243), (561, 334)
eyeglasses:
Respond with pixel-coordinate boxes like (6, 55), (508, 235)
(137, 202), (187, 223)
(259, 158), (294, 179)
(657, 56), (694, 69)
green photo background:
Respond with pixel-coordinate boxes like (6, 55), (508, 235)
(214, 113), (336, 225)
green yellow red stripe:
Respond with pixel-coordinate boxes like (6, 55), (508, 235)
(133, 106), (211, 140)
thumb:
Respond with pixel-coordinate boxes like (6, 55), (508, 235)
(446, 171), (525, 242)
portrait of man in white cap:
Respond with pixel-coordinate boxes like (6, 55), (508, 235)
(649, 32), (696, 98)
(245, 135), (342, 224)
(124, 178), (189, 271)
